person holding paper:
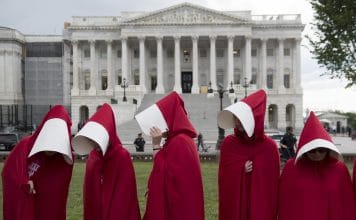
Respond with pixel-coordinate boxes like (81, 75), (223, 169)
(135, 91), (204, 220)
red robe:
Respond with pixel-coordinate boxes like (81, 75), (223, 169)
(2, 105), (73, 220)
(353, 160), (356, 198)
(279, 157), (356, 220)
(2, 137), (35, 220)
(83, 143), (141, 220)
(2, 139), (73, 220)
(143, 134), (204, 220)
(143, 92), (204, 220)
(218, 132), (280, 220)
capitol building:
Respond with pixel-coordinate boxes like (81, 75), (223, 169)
(0, 3), (304, 139)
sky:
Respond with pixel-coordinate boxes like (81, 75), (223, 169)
(1, 0), (355, 113)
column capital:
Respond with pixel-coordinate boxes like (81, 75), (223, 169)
(155, 36), (163, 41)
(138, 36), (146, 41)
(120, 36), (128, 41)
(209, 35), (217, 41)
(295, 37), (302, 43)
(191, 35), (199, 42)
(72, 40), (78, 45)
(227, 35), (235, 41)
(245, 35), (252, 40)
(89, 39), (96, 45)
(260, 37), (268, 42)
(106, 39), (113, 44)
(173, 35), (181, 41)
(278, 37), (285, 42)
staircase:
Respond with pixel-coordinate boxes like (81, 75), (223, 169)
(117, 93), (234, 142)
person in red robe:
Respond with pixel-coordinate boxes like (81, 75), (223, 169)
(217, 89), (280, 220)
(72, 103), (140, 220)
(2, 105), (73, 220)
(135, 91), (204, 220)
(354, 160), (356, 198)
(278, 111), (356, 220)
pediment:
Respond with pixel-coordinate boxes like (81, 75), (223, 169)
(123, 3), (249, 25)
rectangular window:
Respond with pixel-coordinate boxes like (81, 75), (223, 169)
(251, 49), (257, 57)
(134, 75), (140, 85)
(251, 74), (257, 84)
(200, 49), (207, 58)
(267, 48), (274, 56)
(99, 48), (107, 59)
(284, 74), (290, 88)
(216, 49), (224, 58)
(84, 74), (90, 90)
(101, 76), (107, 90)
(234, 73), (241, 84)
(133, 49), (139, 58)
(284, 48), (290, 56)
(267, 74), (273, 89)
(150, 50), (157, 58)
(117, 76), (122, 85)
(84, 49), (90, 58)
(167, 49), (174, 58)
(26, 42), (63, 57)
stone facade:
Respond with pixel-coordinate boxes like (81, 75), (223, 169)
(0, 3), (305, 132)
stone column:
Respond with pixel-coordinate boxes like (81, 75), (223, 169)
(71, 40), (79, 95)
(294, 37), (302, 91)
(227, 35), (234, 89)
(173, 36), (182, 93)
(260, 38), (267, 90)
(155, 36), (165, 93)
(106, 40), (113, 93)
(89, 40), (97, 95)
(139, 36), (147, 92)
(277, 38), (284, 90)
(209, 35), (217, 90)
(245, 36), (252, 83)
(121, 36), (128, 82)
(191, 35), (199, 94)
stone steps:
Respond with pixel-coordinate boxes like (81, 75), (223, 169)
(117, 93), (234, 142)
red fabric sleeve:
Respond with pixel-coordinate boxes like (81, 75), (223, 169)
(2, 137), (35, 220)
(84, 145), (141, 220)
(102, 147), (141, 220)
(144, 134), (204, 220)
(84, 150), (104, 220)
(353, 160), (356, 198)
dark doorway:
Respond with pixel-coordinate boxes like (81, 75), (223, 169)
(181, 72), (192, 93)
(151, 76), (157, 91)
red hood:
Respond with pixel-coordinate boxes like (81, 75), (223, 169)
(156, 92), (197, 138)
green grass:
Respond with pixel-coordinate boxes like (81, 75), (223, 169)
(0, 161), (219, 220)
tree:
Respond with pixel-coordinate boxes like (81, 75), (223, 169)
(307, 0), (356, 87)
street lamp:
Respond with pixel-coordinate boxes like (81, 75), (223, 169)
(207, 81), (235, 150)
(121, 78), (128, 102)
(242, 77), (249, 98)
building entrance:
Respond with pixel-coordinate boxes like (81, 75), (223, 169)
(181, 72), (192, 93)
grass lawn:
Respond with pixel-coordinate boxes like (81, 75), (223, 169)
(0, 161), (219, 220)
